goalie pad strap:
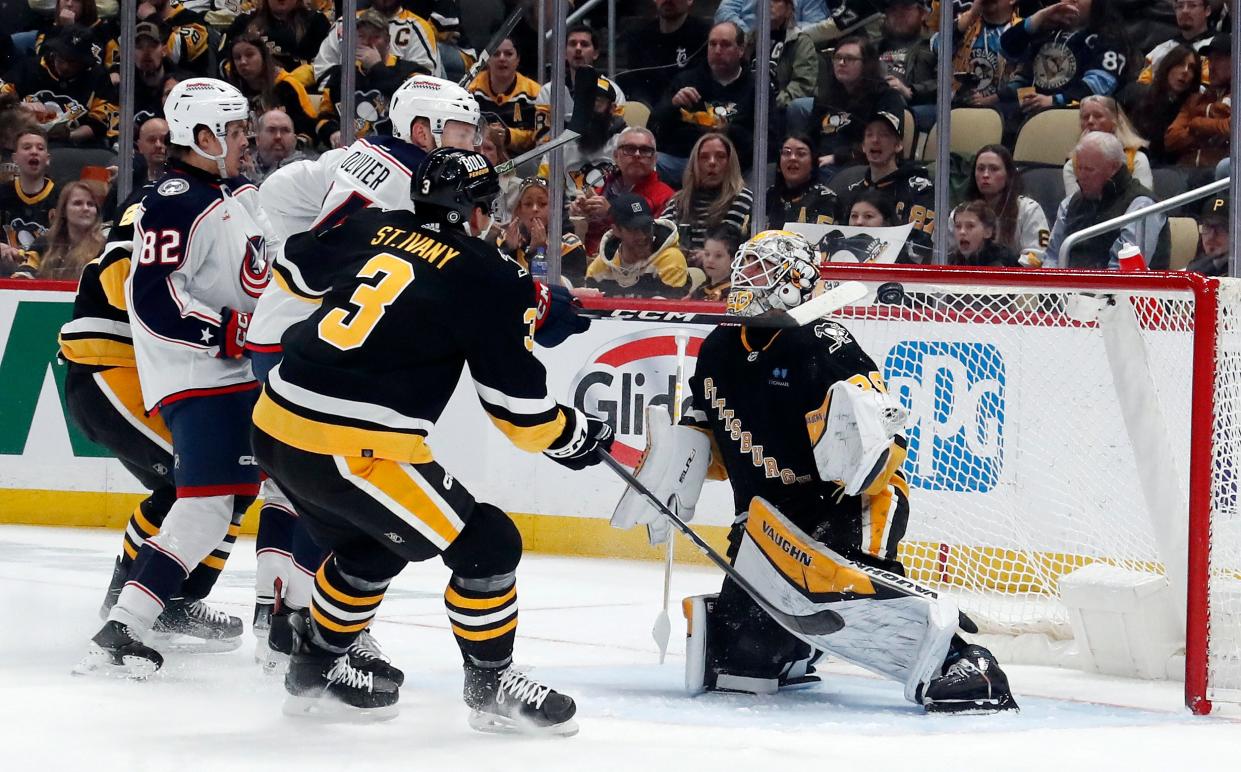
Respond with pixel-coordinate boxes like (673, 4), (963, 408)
(732, 496), (957, 703)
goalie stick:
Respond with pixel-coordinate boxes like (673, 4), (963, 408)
(578, 280), (872, 328)
(492, 129), (581, 176)
(599, 451), (844, 637)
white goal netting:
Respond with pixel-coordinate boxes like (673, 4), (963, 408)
(819, 268), (1241, 709)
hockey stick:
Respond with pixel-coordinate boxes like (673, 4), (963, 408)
(457, 5), (526, 87)
(599, 451), (844, 638)
(493, 129), (581, 175)
(579, 280), (872, 328)
(651, 332), (689, 663)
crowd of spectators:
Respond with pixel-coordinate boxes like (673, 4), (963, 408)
(0, 0), (1235, 290)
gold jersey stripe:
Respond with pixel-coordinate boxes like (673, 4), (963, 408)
(342, 457), (463, 548)
(57, 335), (136, 368)
(444, 584), (516, 611)
(96, 367), (173, 444)
(254, 390), (433, 464)
(485, 412), (567, 453)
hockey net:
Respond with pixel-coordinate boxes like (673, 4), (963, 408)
(813, 265), (1241, 714)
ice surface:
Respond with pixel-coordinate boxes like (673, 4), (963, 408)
(2, 525), (1239, 771)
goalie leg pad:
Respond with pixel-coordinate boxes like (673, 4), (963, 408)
(731, 496), (959, 704)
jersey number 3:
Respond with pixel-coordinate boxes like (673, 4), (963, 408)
(318, 253), (414, 350)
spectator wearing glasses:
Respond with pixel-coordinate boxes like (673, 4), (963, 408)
(765, 134), (838, 230)
(1000, 0), (1132, 116)
(652, 21), (757, 185)
(1165, 33), (1232, 169)
(587, 192), (693, 298)
(660, 132), (753, 260)
(1138, 0), (1214, 85)
(249, 109), (308, 184)
(468, 37), (540, 155)
(810, 36), (904, 179)
(570, 127), (675, 255)
(1187, 194), (1228, 276)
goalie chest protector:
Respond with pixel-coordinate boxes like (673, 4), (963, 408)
(688, 321), (882, 514)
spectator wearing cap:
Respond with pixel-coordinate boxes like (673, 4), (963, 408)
(836, 110), (935, 262)
(535, 25), (627, 145)
(660, 132), (754, 258)
(930, 0), (1021, 116)
(226, 32), (319, 148)
(765, 133), (838, 230)
(809, 35), (904, 180)
(138, 0), (212, 76)
(314, 0), (441, 85)
(0, 24), (118, 147)
(222, 0), (332, 88)
(0, 127), (55, 274)
(999, 0), (1129, 116)
(249, 110), (308, 184)
(714, 0), (829, 31)
(34, 0), (121, 85)
(1138, 0), (1214, 86)
(1044, 131), (1170, 270)
(570, 126), (675, 255)
(1187, 194), (1228, 276)
(314, 12), (421, 148)
(876, 0), (937, 131)
(618, 0), (712, 107)
(1166, 34), (1232, 169)
(652, 21), (758, 185)
(586, 192), (695, 298)
(468, 36), (541, 156)
(133, 20), (173, 130)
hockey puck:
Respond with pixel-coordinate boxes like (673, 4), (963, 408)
(876, 282), (906, 304)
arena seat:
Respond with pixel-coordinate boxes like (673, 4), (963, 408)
(921, 108), (1003, 161)
(1013, 108), (1081, 167)
(622, 102), (651, 128)
(1167, 216), (1199, 271)
(1020, 166), (1067, 224)
(1151, 166), (1190, 213)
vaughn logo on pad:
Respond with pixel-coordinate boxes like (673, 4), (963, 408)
(883, 341), (1005, 492)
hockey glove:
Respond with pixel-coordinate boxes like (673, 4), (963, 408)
(534, 281), (590, 348)
(544, 409), (614, 470)
(217, 307), (251, 359)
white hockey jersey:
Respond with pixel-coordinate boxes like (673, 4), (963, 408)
(249, 135), (429, 351)
(126, 162), (270, 410)
(313, 9), (442, 82)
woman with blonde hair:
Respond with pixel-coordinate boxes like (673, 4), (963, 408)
(660, 132), (753, 260)
(15, 181), (104, 281)
(1063, 95), (1153, 198)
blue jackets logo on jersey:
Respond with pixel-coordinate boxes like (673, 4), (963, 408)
(883, 341), (1005, 492)
(240, 234), (269, 298)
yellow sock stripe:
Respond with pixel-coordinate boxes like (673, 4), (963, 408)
(122, 541), (137, 559)
(132, 509), (159, 538)
(200, 555), (227, 570)
(225, 523), (241, 539)
(451, 616), (518, 641)
(444, 584), (516, 611)
(316, 565), (385, 607)
(311, 605), (371, 634)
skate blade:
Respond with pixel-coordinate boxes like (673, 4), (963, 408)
(150, 633), (244, 654)
(282, 693), (400, 722)
(468, 710), (580, 738)
(72, 646), (160, 680)
(923, 696), (1020, 715)
(259, 646), (291, 675)
(778, 674), (822, 691)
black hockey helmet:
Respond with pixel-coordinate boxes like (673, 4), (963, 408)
(411, 147), (502, 226)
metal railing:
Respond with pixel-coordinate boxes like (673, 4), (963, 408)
(1057, 177), (1228, 259)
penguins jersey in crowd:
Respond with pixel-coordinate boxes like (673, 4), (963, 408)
(314, 8), (441, 82)
(467, 70), (541, 154)
(765, 180), (838, 230)
(0, 56), (118, 143)
(249, 134), (429, 352)
(315, 56), (422, 146)
(999, 20), (1129, 106)
(684, 321), (910, 558)
(0, 177), (56, 260)
(126, 162), (270, 411)
(839, 164), (936, 262)
(253, 206), (585, 464)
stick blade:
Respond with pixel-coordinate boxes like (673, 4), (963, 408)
(784, 608), (845, 637)
(652, 611), (671, 664)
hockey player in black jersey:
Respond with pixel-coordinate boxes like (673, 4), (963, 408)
(611, 230), (1017, 714)
(251, 148), (613, 730)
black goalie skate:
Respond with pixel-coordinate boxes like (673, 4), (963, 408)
(282, 613), (399, 721)
(151, 598), (244, 652)
(73, 620), (164, 679)
(464, 664), (578, 736)
(920, 644), (1019, 714)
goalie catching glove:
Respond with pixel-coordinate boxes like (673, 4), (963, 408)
(810, 379), (908, 496)
(611, 406), (712, 545)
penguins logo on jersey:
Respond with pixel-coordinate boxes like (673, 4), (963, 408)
(240, 234), (270, 298)
(5, 217), (46, 248)
(1034, 42), (1076, 90)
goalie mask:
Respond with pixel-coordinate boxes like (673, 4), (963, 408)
(726, 230), (820, 317)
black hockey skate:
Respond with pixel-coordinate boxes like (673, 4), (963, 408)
(282, 613), (399, 721)
(920, 644), (1019, 714)
(98, 556), (127, 620)
(464, 664), (578, 736)
(73, 620), (164, 679)
(253, 601), (274, 665)
(347, 628), (405, 687)
(151, 598), (244, 653)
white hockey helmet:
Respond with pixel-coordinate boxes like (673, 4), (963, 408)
(164, 77), (250, 176)
(389, 74), (482, 147)
(726, 230), (821, 317)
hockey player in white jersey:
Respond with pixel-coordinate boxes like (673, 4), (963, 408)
(76, 78), (270, 678)
(246, 74), (483, 675)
